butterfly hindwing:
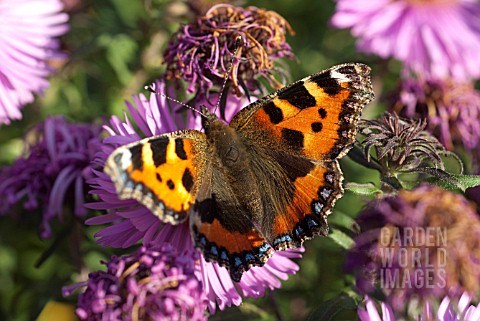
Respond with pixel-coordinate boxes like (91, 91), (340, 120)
(267, 159), (344, 249)
(190, 167), (273, 282)
(105, 130), (209, 225)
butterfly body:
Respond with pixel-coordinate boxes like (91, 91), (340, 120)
(198, 108), (265, 236)
(105, 63), (374, 281)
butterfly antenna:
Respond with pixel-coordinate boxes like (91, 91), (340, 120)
(213, 36), (243, 114)
(144, 83), (207, 118)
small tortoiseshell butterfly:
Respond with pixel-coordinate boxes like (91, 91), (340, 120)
(105, 63), (374, 281)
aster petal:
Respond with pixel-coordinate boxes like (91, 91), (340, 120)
(46, 165), (78, 216)
(125, 97), (152, 138)
(380, 302), (394, 321)
(358, 308), (372, 321)
(200, 259), (242, 311)
(464, 304), (480, 321)
(93, 220), (145, 248)
(365, 298), (383, 321)
(418, 23), (450, 79)
(0, 0), (69, 124)
(332, 0), (480, 81)
(85, 213), (120, 224)
(437, 296), (456, 321)
(458, 292), (472, 315)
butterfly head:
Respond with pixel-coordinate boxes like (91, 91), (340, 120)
(200, 105), (222, 132)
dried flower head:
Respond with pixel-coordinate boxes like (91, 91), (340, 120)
(163, 4), (294, 95)
(358, 112), (445, 175)
(346, 185), (480, 311)
(71, 244), (208, 321)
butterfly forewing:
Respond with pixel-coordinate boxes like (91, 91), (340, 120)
(104, 130), (209, 225)
(231, 63), (374, 160)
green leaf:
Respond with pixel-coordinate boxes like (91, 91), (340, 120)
(426, 176), (461, 191)
(328, 211), (359, 232)
(329, 229), (355, 250)
(420, 168), (480, 192)
(109, 0), (145, 27)
(451, 174), (480, 190)
(306, 294), (357, 321)
(345, 182), (382, 196)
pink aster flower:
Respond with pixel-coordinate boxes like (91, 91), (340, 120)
(331, 0), (480, 81)
(0, 0), (69, 125)
(86, 82), (304, 313)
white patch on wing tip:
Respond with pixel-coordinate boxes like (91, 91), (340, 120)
(118, 149), (132, 170)
(330, 69), (350, 82)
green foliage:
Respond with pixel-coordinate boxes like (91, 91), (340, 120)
(306, 295), (357, 321)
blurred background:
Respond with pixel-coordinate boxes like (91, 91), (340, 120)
(0, 0), (412, 320)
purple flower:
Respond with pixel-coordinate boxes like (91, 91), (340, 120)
(68, 244), (208, 321)
(163, 4), (294, 95)
(331, 0), (480, 81)
(393, 77), (480, 161)
(86, 84), (304, 312)
(346, 185), (480, 311)
(0, 0), (69, 125)
(0, 116), (101, 238)
(358, 293), (480, 321)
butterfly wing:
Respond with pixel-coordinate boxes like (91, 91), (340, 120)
(104, 130), (209, 225)
(259, 154), (345, 249)
(190, 184), (273, 281)
(231, 63), (374, 160)
(231, 63), (374, 249)
(189, 144), (274, 281)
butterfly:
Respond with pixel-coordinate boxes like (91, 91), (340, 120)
(105, 63), (374, 281)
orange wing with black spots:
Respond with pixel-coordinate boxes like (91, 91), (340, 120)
(104, 130), (209, 225)
(266, 159), (344, 250)
(231, 63), (374, 160)
(191, 205), (273, 281)
(230, 63), (374, 249)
